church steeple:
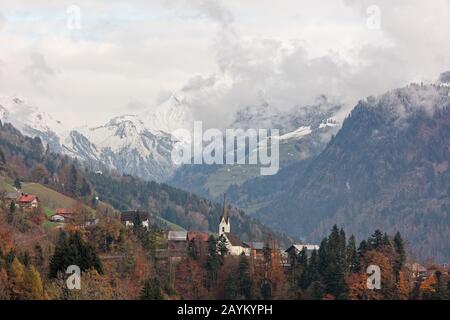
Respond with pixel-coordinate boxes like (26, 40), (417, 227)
(219, 194), (230, 235)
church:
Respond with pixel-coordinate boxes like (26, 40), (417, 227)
(218, 195), (251, 256)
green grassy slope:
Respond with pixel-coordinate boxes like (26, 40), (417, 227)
(21, 183), (77, 210)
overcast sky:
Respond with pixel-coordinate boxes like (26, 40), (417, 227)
(0, 0), (449, 128)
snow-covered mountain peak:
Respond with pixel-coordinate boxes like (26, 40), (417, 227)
(0, 95), (64, 135)
(140, 93), (194, 136)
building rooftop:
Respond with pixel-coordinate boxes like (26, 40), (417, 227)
(168, 230), (188, 241)
(244, 241), (265, 250)
(286, 244), (320, 252)
(223, 233), (245, 247)
(187, 231), (210, 242)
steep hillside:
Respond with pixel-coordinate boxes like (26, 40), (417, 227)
(258, 84), (450, 263)
(0, 120), (288, 244)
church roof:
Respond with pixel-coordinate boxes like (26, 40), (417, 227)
(223, 233), (246, 247)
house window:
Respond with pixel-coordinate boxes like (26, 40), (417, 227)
(222, 227), (225, 232)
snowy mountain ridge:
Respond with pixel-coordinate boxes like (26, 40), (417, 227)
(0, 92), (343, 182)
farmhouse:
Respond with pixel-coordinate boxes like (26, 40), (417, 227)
(244, 241), (265, 258)
(50, 208), (75, 223)
(18, 194), (39, 209)
(285, 244), (320, 267)
(5, 191), (21, 201)
(120, 211), (150, 229)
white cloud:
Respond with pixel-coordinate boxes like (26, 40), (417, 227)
(0, 0), (449, 128)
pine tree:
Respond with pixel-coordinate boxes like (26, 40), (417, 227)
(79, 178), (91, 197)
(308, 249), (319, 283)
(433, 271), (448, 300)
(318, 226), (349, 299)
(205, 236), (220, 290)
(369, 230), (384, 249)
(297, 247), (309, 290)
(140, 278), (163, 300)
(358, 240), (371, 255)
(187, 240), (198, 260)
(382, 233), (391, 247)
(49, 231), (103, 278)
(14, 178), (21, 190)
(393, 232), (406, 278)
(7, 201), (15, 224)
(68, 164), (78, 196)
(261, 280), (272, 300)
(347, 235), (359, 273)
(132, 212), (145, 238)
(223, 273), (236, 300)
(33, 244), (44, 268)
(237, 256), (252, 299)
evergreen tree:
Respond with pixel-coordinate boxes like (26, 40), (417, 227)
(358, 240), (371, 256)
(7, 201), (15, 224)
(433, 271), (448, 300)
(19, 252), (31, 267)
(79, 178), (91, 197)
(261, 280), (272, 300)
(14, 178), (22, 190)
(223, 273), (236, 300)
(382, 233), (391, 247)
(297, 247), (309, 290)
(318, 226), (349, 299)
(49, 231), (103, 278)
(369, 230), (384, 249)
(308, 249), (319, 283)
(187, 240), (198, 260)
(68, 164), (78, 195)
(33, 244), (44, 268)
(140, 278), (163, 300)
(237, 256), (252, 299)
(132, 212), (145, 238)
(205, 236), (220, 290)
(298, 247), (308, 269)
(347, 235), (359, 273)
(393, 232), (406, 277)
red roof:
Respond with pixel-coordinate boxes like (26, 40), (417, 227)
(56, 208), (73, 215)
(187, 231), (210, 242)
(18, 194), (37, 203)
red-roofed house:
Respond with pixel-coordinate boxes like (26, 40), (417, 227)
(187, 231), (210, 242)
(55, 208), (74, 216)
(18, 194), (39, 209)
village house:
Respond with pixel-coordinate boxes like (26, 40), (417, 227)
(120, 211), (151, 229)
(167, 230), (188, 257)
(286, 244), (320, 256)
(5, 191), (21, 201)
(244, 242), (265, 259)
(286, 244), (320, 267)
(18, 194), (39, 209)
(50, 208), (75, 223)
(407, 263), (428, 280)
